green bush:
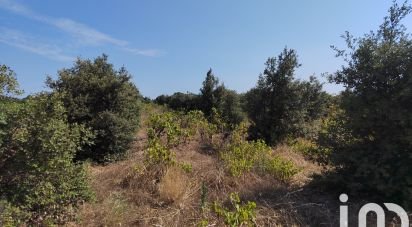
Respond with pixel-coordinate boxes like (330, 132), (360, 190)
(257, 156), (300, 182)
(220, 123), (299, 180)
(213, 192), (256, 227)
(0, 200), (28, 227)
(326, 1), (412, 207)
(148, 112), (187, 147)
(145, 137), (175, 166)
(47, 54), (141, 162)
(0, 94), (94, 225)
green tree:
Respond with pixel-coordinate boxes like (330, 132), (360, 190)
(0, 93), (93, 225)
(219, 89), (245, 126)
(327, 1), (412, 206)
(0, 64), (21, 98)
(245, 49), (328, 144)
(199, 69), (245, 126)
(47, 54), (141, 162)
(200, 69), (225, 118)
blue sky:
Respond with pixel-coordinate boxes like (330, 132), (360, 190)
(0, 0), (411, 98)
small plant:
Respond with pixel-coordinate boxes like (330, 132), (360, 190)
(257, 156), (300, 182)
(148, 112), (186, 148)
(200, 181), (208, 211)
(197, 219), (209, 227)
(180, 162), (193, 173)
(289, 138), (318, 156)
(220, 122), (270, 177)
(145, 138), (175, 166)
(213, 192), (256, 227)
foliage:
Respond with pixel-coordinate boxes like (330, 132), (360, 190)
(200, 69), (226, 119)
(0, 200), (28, 227)
(244, 49), (328, 145)
(155, 92), (200, 111)
(148, 111), (189, 148)
(220, 122), (299, 180)
(327, 1), (412, 206)
(179, 162), (193, 173)
(200, 181), (208, 211)
(213, 192), (256, 227)
(0, 93), (94, 225)
(47, 54), (141, 162)
(145, 110), (207, 166)
(155, 69), (245, 127)
(256, 155), (300, 182)
(218, 89), (245, 126)
(145, 137), (176, 166)
(0, 64), (22, 98)
(182, 110), (220, 144)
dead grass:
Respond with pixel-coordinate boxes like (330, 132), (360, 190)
(158, 167), (188, 204)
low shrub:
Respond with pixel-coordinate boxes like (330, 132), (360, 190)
(148, 112), (187, 148)
(213, 192), (256, 227)
(220, 122), (299, 181)
(257, 156), (300, 182)
(145, 138), (175, 166)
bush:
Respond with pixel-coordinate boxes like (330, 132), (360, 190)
(148, 112), (188, 148)
(221, 123), (299, 180)
(257, 156), (300, 182)
(145, 137), (175, 166)
(47, 54), (141, 162)
(326, 1), (412, 206)
(0, 94), (94, 225)
(213, 192), (256, 227)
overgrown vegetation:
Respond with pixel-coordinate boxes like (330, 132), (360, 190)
(1, 1), (412, 225)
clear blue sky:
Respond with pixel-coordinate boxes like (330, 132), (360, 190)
(0, 0), (411, 98)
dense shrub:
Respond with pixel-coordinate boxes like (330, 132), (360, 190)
(326, 1), (412, 206)
(47, 54), (141, 162)
(0, 94), (93, 225)
(244, 50), (328, 145)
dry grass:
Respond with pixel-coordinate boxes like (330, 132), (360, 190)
(158, 167), (189, 204)
(69, 107), (410, 226)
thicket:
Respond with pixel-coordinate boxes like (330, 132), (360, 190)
(47, 55), (141, 162)
(322, 1), (412, 207)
